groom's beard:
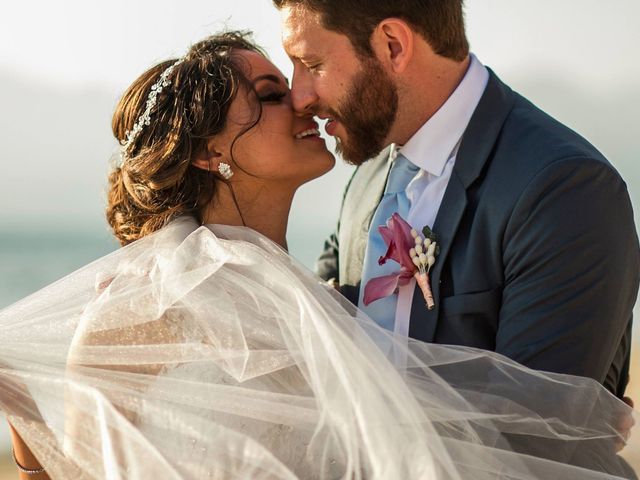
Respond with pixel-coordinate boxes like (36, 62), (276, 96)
(333, 57), (398, 166)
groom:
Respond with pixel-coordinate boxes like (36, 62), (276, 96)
(274, 1), (639, 398)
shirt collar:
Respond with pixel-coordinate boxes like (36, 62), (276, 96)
(399, 53), (489, 176)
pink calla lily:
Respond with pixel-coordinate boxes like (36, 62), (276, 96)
(363, 213), (417, 306)
(363, 270), (414, 306)
(363, 213), (438, 309)
(377, 213), (416, 271)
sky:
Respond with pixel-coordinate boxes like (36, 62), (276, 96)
(1, 1), (638, 90)
(0, 0), (638, 255)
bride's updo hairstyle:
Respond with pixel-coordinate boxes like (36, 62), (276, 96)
(108, 31), (264, 245)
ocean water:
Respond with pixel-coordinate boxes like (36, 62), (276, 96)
(0, 224), (327, 311)
(0, 228), (119, 310)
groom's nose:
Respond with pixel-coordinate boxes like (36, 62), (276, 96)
(291, 65), (318, 115)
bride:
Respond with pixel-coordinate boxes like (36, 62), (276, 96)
(1, 32), (637, 479)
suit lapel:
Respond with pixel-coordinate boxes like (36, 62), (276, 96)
(409, 70), (516, 342)
(409, 173), (467, 340)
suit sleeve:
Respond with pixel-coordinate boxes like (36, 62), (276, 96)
(497, 157), (640, 390)
(316, 232), (340, 281)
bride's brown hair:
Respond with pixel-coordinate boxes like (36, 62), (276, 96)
(107, 31), (264, 245)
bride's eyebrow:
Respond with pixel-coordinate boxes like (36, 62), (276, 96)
(252, 74), (289, 87)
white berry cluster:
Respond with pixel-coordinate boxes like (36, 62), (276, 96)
(409, 229), (437, 275)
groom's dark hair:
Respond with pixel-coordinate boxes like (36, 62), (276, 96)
(273, 0), (469, 61)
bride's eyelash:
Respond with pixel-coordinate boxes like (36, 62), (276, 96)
(258, 91), (286, 103)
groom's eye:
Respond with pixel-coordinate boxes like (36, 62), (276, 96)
(258, 91), (287, 103)
(305, 63), (321, 74)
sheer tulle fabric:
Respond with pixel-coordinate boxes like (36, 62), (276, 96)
(0, 217), (637, 479)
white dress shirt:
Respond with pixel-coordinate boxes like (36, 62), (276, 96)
(393, 54), (489, 336)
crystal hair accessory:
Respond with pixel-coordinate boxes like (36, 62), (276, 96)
(218, 162), (234, 180)
(119, 57), (184, 160)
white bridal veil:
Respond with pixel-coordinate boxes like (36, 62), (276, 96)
(0, 217), (637, 479)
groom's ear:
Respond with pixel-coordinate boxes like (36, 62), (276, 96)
(371, 19), (414, 74)
(191, 138), (224, 172)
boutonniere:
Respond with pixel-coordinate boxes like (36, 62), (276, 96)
(363, 213), (439, 310)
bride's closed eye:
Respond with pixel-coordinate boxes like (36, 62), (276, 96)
(258, 91), (287, 103)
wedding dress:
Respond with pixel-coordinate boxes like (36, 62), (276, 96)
(0, 216), (636, 479)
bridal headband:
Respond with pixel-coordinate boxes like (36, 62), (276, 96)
(118, 57), (184, 164)
(116, 54), (235, 180)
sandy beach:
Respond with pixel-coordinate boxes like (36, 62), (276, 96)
(0, 455), (17, 480)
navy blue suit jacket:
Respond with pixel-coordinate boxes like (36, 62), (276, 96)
(317, 70), (639, 397)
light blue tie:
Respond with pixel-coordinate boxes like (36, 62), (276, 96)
(358, 151), (419, 330)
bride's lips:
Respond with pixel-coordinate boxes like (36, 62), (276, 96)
(294, 122), (325, 143)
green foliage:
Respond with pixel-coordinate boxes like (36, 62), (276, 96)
(422, 226), (440, 257)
